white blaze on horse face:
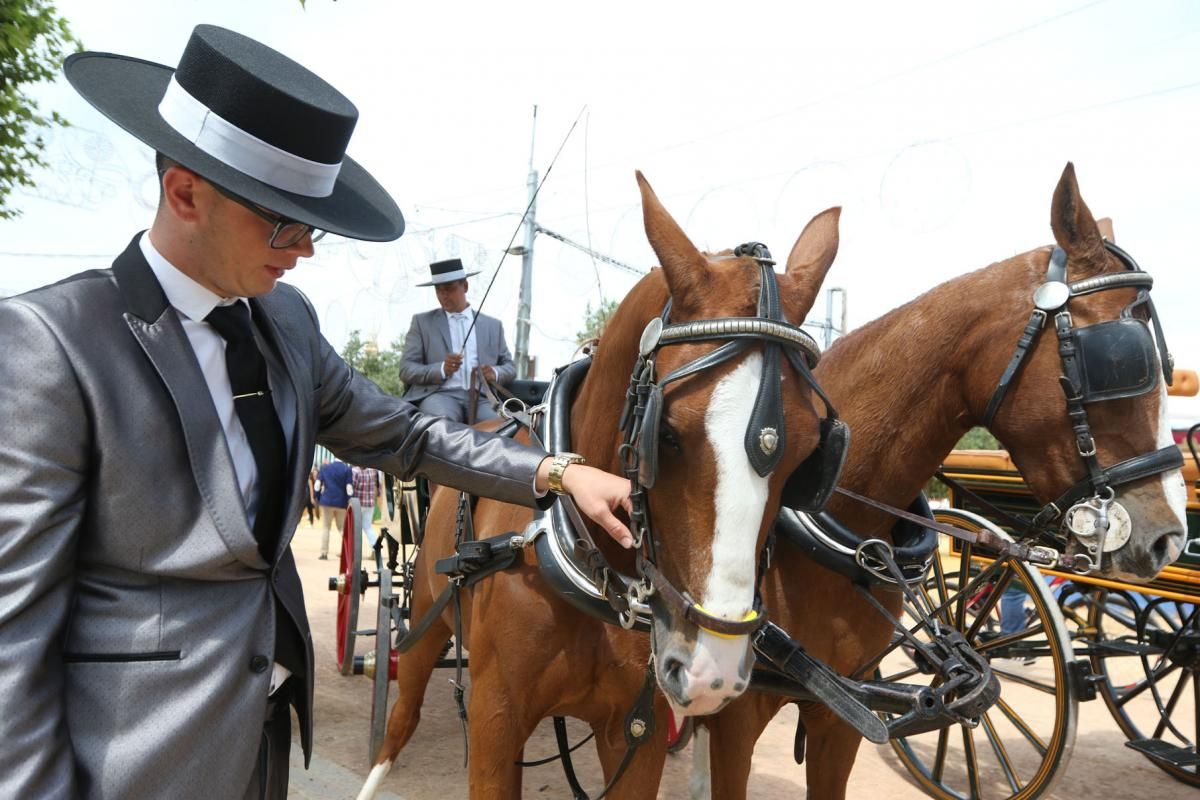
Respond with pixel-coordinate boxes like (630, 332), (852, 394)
(702, 352), (769, 620)
(666, 353), (767, 716)
(1156, 383), (1189, 539)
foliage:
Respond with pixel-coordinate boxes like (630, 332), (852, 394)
(925, 427), (1003, 499)
(576, 298), (618, 344)
(0, 0), (80, 219)
(341, 330), (405, 397)
(956, 427), (1001, 450)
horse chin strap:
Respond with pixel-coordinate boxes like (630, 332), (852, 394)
(615, 243), (833, 637)
(980, 242), (1184, 572)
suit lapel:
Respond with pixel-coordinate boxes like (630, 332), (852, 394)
(252, 293), (311, 560)
(432, 309), (452, 353)
(112, 235), (265, 568)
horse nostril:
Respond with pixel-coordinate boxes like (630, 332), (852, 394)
(1151, 532), (1173, 564)
(663, 654), (686, 685)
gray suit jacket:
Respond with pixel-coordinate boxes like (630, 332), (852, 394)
(0, 234), (551, 799)
(399, 307), (516, 402)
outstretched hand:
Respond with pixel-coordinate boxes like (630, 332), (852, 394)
(537, 459), (634, 548)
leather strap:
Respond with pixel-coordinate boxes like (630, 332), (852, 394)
(981, 309), (1047, 428)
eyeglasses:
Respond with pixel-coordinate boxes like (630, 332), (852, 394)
(209, 182), (327, 249)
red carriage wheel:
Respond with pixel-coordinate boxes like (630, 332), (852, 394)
(334, 504), (362, 675)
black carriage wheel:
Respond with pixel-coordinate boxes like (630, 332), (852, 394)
(369, 568), (395, 764)
(1085, 587), (1200, 787)
(881, 508), (1077, 800)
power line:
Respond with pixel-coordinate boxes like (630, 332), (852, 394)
(534, 225), (647, 276)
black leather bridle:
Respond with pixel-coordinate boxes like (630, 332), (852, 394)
(982, 241), (1183, 572)
(615, 243), (845, 636)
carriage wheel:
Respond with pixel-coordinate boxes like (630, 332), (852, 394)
(881, 508), (1078, 799)
(368, 568), (397, 763)
(335, 504), (362, 675)
(1083, 588), (1200, 786)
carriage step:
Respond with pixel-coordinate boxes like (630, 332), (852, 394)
(1126, 738), (1200, 767)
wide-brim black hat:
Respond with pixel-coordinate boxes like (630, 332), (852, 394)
(63, 25), (404, 242)
(417, 258), (480, 286)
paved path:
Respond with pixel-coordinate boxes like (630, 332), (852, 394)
(289, 746), (404, 800)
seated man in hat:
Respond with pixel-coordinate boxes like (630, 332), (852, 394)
(0, 25), (633, 800)
(399, 258), (516, 423)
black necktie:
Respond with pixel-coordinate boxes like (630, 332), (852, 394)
(206, 303), (287, 562)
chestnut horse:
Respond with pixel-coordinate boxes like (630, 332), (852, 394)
(357, 173), (843, 799)
(699, 163), (1189, 798)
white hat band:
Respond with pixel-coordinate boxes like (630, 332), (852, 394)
(158, 75), (342, 198)
(431, 268), (469, 283)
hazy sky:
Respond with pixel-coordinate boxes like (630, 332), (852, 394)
(3, 0), (1198, 420)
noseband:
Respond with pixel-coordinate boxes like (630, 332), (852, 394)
(982, 241), (1184, 572)
(616, 243), (841, 636)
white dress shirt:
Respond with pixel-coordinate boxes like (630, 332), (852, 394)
(442, 307), (477, 390)
(140, 232), (291, 694)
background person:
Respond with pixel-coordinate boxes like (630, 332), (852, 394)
(351, 464), (383, 557)
(399, 258), (516, 423)
(315, 458), (354, 560)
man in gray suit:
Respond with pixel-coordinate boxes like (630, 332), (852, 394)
(0, 26), (633, 800)
(400, 258), (515, 423)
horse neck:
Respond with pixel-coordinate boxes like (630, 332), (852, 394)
(819, 252), (1044, 527)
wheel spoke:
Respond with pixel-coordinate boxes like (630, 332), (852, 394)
(1153, 668), (1192, 740)
(954, 542), (974, 629)
(993, 694), (1049, 756)
(990, 666), (1059, 695)
(962, 724), (982, 799)
(932, 724), (950, 783)
(878, 664), (924, 683)
(971, 624), (1047, 655)
(1116, 661), (1180, 707)
(981, 710), (1022, 793)
(1193, 670), (1200, 759)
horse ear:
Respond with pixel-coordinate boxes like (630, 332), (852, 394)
(637, 171), (708, 305)
(781, 206), (841, 317)
(1050, 162), (1107, 276)
(1095, 217), (1115, 242)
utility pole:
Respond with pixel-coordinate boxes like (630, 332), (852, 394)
(513, 106), (538, 379)
(824, 287), (847, 347)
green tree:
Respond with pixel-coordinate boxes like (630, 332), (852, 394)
(0, 0), (81, 219)
(341, 330), (405, 397)
(956, 427), (1001, 450)
(925, 427), (1003, 499)
(576, 298), (618, 344)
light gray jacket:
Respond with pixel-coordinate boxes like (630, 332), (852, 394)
(399, 307), (516, 402)
(0, 234), (550, 799)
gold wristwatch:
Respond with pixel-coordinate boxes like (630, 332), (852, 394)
(547, 452), (586, 495)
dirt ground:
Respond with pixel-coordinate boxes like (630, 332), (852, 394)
(292, 517), (1192, 798)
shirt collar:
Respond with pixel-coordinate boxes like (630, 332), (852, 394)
(444, 305), (474, 320)
(140, 232), (244, 321)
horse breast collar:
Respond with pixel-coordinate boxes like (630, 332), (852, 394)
(617, 242), (848, 637)
(982, 240), (1184, 571)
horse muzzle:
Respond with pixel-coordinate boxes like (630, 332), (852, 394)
(653, 624), (755, 717)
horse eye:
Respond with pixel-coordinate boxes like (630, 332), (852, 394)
(660, 426), (682, 453)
